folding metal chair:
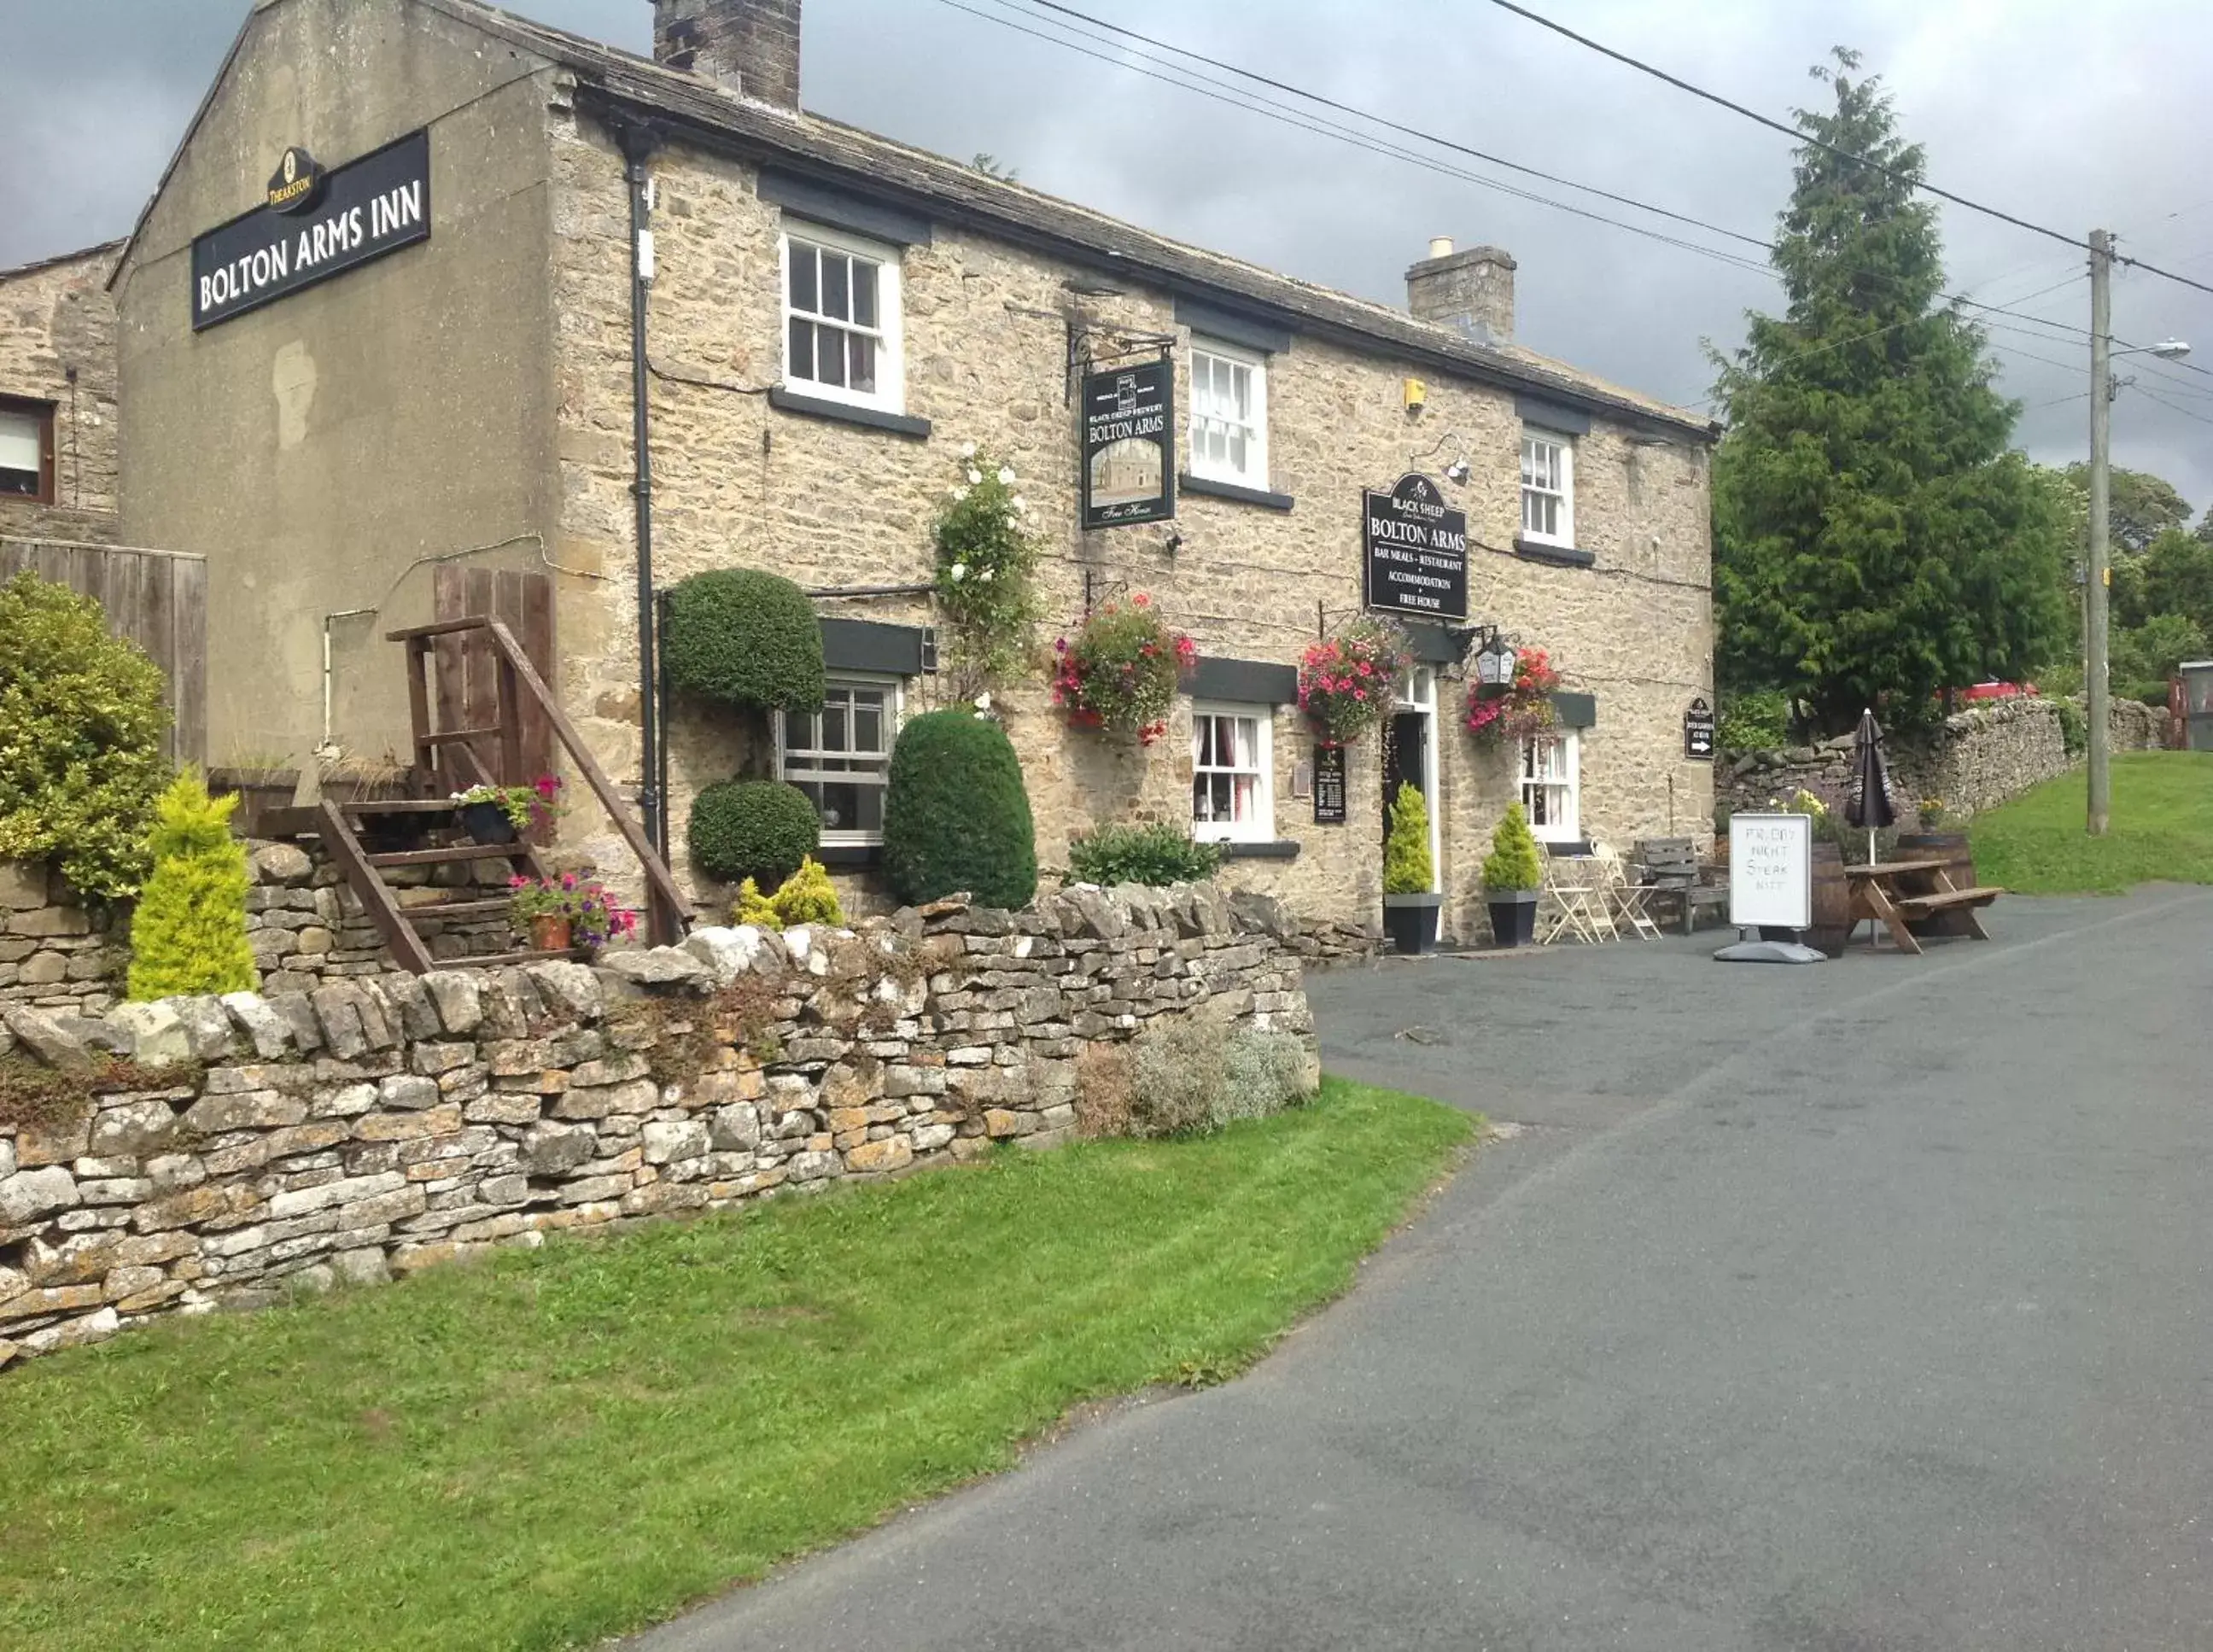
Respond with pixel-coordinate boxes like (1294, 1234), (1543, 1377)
(1595, 842), (1663, 941)
(1539, 849), (1618, 944)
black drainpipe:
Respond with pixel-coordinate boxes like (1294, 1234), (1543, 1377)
(616, 117), (665, 855)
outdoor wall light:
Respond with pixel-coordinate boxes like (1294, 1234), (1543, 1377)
(1474, 630), (1518, 686)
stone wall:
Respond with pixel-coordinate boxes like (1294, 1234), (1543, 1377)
(1720, 698), (2165, 824)
(0, 879), (1314, 1369)
(0, 862), (125, 1016)
(0, 241), (121, 544)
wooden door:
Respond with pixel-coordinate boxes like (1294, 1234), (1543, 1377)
(431, 565), (554, 786)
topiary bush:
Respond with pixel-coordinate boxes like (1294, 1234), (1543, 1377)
(1480, 801), (1544, 892)
(1066, 821), (1223, 887)
(662, 569), (825, 712)
(1383, 782), (1433, 895)
(0, 571), (172, 897)
(126, 772), (256, 1001)
(689, 779), (820, 885)
(882, 710), (1036, 909)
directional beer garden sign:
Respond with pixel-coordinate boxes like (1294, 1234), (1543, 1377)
(1362, 472), (1468, 622)
(1683, 696), (1717, 760)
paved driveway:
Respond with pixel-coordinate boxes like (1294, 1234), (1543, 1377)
(632, 887), (2213, 1651)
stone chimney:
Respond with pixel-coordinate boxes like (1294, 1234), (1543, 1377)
(1405, 236), (1516, 347)
(651, 0), (801, 109)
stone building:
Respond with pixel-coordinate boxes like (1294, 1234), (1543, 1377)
(0, 240), (122, 545)
(108, 0), (1718, 943)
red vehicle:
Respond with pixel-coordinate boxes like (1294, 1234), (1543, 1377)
(1958, 680), (2038, 703)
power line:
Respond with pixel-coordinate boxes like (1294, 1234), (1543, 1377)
(1480, 0), (2213, 304)
(2130, 384), (2213, 427)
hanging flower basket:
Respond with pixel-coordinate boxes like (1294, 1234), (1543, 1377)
(1049, 593), (1195, 744)
(1298, 616), (1410, 747)
(1465, 646), (1562, 748)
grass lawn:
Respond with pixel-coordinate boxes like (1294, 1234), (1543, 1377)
(0, 1078), (1469, 1652)
(1971, 750), (2213, 894)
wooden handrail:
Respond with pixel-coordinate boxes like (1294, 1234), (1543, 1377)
(389, 615), (688, 946)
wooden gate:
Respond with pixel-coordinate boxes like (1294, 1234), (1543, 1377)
(1, 538), (207, 764)
(431, 565), (554, 786)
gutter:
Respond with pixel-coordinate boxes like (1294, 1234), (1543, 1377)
(610, 114), (667, 854)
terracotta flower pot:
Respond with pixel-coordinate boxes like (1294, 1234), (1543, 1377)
(529, 914), (573, 954)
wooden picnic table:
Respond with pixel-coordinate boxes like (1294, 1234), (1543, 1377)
(1844, 857), (2005, 954)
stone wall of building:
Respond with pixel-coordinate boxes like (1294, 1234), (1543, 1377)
(544, 111), (1714, 948)
(0, 879), (1314, 1369)
(1719, 698), (2165, 824)
(0, 242), (121, 545)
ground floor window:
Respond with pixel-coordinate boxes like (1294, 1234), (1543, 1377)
(1521, 731), (1580, 843)
(778, 675), (898, 844)
(1192, 703), (1273, 841)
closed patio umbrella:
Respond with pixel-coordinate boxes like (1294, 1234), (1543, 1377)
(1844, 707), (1897, 861)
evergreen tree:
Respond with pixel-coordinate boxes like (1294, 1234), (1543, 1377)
(1712, 51), (2071, 733)
(126, 773), (257, 1001)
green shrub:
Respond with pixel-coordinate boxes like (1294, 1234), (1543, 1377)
(733, 855), (844, 931)
(1480, 802), (1543, 892)
(662, 569), (825, 712)
(1067, 821), (1223, 887)
(689, 780), (820, 885)
(1717, 687), (1791, 751)
(126, 773), (255, 1001)
(2053, 698), (2087, 756)
(882, 710), (1036, 909)
(1383, 782), (1433, 895)
(0, 572), (172, 897)
(1128, 1017), (1314, 1136)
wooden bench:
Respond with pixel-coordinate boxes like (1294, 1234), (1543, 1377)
(1891, 885), (2005, 921)
(1632, 838), (1728, 935)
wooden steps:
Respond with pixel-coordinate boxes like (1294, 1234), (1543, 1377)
(365, 842), (525, 868)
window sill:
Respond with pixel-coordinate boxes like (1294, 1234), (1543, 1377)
(1177, 472), (1294, 512)
(1513, 537), (1596, 569)
(768, 386), (931, 440)
(812, 844), (884, 868)
(1217, 838), (1301, 861)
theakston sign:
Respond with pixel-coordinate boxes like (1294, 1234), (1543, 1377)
(190, 131), (430, 330)
(1362, 471), (1468, 622)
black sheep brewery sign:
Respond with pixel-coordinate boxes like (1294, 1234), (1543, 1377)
(1362, 472), (1468, 622)
(1080, 358), (1175, 528)
(190, 131), (431, 330)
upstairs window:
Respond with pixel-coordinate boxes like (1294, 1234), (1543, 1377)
(1520, 430), (1574, 546)
(0, 397), (55, 503)
(779, 676), (899, 844)
(781, 224), (902, 412)
(1189, 340), (1268, 487)
(1192, 704), (1274, 843)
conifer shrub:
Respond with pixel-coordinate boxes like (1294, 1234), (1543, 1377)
(1480, 802), (1544, 892)
(882, 710), (1036, 909)
(1066, 821), (1223, 887)
(662, 569), (826, 712)
(126, 773), (256, 1001)
(688, 779), (820, 886)
(733, 855), (844, 931)
(0, 572), (172, 897)
(1382, 782), (1434, 895)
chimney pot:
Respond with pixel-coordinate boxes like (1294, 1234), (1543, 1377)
(651, 0), (802, 109)
(1406, 240), (1516, 347)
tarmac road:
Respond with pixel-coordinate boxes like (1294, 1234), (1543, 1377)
(629, 885), (2213, 1651)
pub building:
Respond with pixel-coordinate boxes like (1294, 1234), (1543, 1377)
(103, 0), (1720, 945)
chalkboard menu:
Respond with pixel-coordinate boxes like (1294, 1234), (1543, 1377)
(1311, 743), (1348, 824)
(1684, 697), (1716, 759)
(1081, 359), (1175, 528)
(1361, 472), (1469, 622)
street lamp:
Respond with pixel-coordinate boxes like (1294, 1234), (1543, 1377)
(1474, 632), (1517, 687)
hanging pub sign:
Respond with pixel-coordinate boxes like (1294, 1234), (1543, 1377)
(1362, 472), (1468, 622)
(1684, 696), (1717, 759)
(1311, 742), (1349, 824)
(1080, 358), (1175, 528)
(190, 130), (431, 330)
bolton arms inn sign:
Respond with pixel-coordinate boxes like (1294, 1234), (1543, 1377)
(190, 131), (431, 330)
(1362, 471), (1468, 622)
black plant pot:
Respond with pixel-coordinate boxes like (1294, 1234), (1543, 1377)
(1382, 892), (1442, 955)
(1486, 890), (1539, 948)
(458, 800), (519, 845)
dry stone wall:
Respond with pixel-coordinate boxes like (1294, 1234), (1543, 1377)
(0, 879), (1314, 1369)
(0, 861), (124, 1016)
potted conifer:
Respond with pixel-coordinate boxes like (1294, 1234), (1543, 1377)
(1480, 802), (1544, 948)
(1381, 781), (1441, 954)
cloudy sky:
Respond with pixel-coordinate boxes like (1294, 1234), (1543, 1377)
(7, 0), (2211, 507)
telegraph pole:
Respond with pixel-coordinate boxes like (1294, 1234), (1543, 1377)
(2086, 230), (2113, 838)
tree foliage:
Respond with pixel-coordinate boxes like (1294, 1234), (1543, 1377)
(881, 710), (1036, 910)
(662, 569), (825, 713)
(126, 773), (256, 1001)
(2064, 464), (2193, 557)
(1711, 52), (2071, 733)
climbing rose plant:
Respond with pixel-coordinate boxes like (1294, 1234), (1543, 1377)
(1298, 617), (1410, 746)
(1465, 645), (1562, 747)
(933, 442), (1041, 698)
(1050, 593), (1195, 744)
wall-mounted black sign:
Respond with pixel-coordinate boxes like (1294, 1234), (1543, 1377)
(1081, 358), (1175, 528)
(191, 130), (430, 330)
(1311, 742), (1348, 824)
(1684, 696), (1717, 759)
(1362, 472), (1468, 622)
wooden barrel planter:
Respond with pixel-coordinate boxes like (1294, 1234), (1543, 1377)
(1807, 841), (1854, 957)
(1895, 829), (1977, 937)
